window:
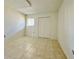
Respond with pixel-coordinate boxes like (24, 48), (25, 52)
(27, 18), (34, 26)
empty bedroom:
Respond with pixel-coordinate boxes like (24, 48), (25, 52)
(4, 0), (74, 59)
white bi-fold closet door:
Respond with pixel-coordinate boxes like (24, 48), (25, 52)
(38, 17), (51, 38)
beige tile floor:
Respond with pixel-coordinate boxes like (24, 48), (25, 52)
(5, 36), (67, 59)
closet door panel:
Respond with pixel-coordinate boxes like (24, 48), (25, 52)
(38, 17), (51, 38)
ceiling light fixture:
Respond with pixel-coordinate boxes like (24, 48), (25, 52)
(26, 0), (32, 7)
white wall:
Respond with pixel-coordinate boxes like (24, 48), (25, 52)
(26, 12), (58, 39)
(58, 0), (74, 59)
(4, 6), (25, 39)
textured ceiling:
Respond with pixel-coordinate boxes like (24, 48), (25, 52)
(5, 0), (63, 14)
